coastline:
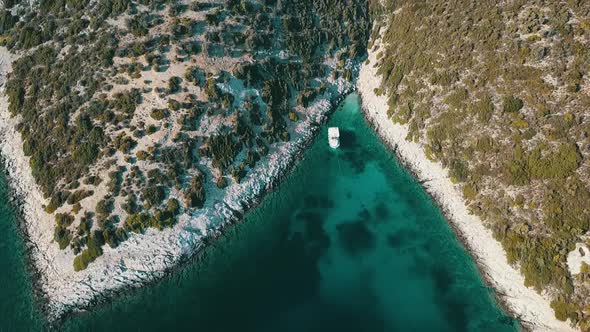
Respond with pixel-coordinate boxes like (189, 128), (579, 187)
(356, 39), (576, 332)
(0, 16), (577, 329)
(0, 44), (359, 323)
(0, 47), (55, 320)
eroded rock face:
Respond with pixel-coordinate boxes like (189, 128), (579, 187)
(0, 0), (370, 321)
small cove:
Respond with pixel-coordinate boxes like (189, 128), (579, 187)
(0, 94), (517, 331)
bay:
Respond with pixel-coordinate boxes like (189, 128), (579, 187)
(0, 94), (516, 331)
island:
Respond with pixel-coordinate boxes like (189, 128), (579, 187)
(1, 0), (590, 330)
(0, 0), (370, 322)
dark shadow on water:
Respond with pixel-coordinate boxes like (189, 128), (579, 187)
(443, 297), (471, 332)
(296, 210), (324, 224)
(339, 129), (371, 174)
(339, 129), (358, 150)
(295, 210), (331, 257)
(278, 300), (386, 332)
(374, 201), (389, 220)
(339, 144), (380, 175)
(431, 264), (455, 297)
(358, 207), (371, 221)
(343, 151), (367, 174)
(303, 195), (334, 210)
(430, 264), (471, 332)
(336, 220), (376, 256)
(179, 232), (324, 332)
(386, 228), (418, 249)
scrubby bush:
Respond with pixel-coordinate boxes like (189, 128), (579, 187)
(96, 198), (114, 216)
(142, 185), (166, 207)
(150, 108), (169, 120)
(73, 231), (104, 271)
(373, 0), (590, 326)
(2, 0), (372, 276)
(502, 96), (524, 113)
(54, 213), (75, 250)
(136, 150), (149, 160)
(184, 175), (205, 208)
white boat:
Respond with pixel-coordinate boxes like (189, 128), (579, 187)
(328, 127), (340, 149)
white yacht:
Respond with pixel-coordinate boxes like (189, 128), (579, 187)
(328, 127), (340, 149)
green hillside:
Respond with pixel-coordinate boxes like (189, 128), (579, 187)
(371, 0), (590, 328)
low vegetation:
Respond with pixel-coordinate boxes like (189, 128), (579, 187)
(372, 0), (590, 328)
(1, 0), (370, 271)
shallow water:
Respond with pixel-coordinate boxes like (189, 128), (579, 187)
(1, 94), (516, 331)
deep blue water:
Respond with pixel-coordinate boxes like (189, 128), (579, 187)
(0, 94), (516, 331)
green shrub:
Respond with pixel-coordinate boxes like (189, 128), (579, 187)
(528, 143), (581, 179)
(54, 225), (72, 250)
(73, 231), (104, 271)
(475, 95), (494, 123)
(95, 198), (114, 216)
(462, 184), (477, 201)
(184, 175), (205, 208)
(136, 150), (149, 160)
(502, 96), (524, 113)
(168, 76), (183, 93)
(551, 299), (575, 322)
(124, 213), (151, 234)
(114, 134), (137, 153)
(150, 108), (169, 120)
(216, 176), (227, 189)
(142, 186), (166, 206)
(66, 189), (93, 205)
(72, 142), (99, 165)
(166, 199), (181, 215)
(288, 111), (299, 121)
(55, 213), (74, 227)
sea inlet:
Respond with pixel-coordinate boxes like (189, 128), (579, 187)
(0, 94), (517, 331)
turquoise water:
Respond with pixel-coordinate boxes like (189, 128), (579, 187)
(1, 94), (516, 331)
(0, 176), (44, 331)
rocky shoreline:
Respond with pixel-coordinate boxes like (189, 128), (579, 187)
(0, 43), (360, 324)
(356, 37), (576, 332)
(1, 17), (577, 329)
